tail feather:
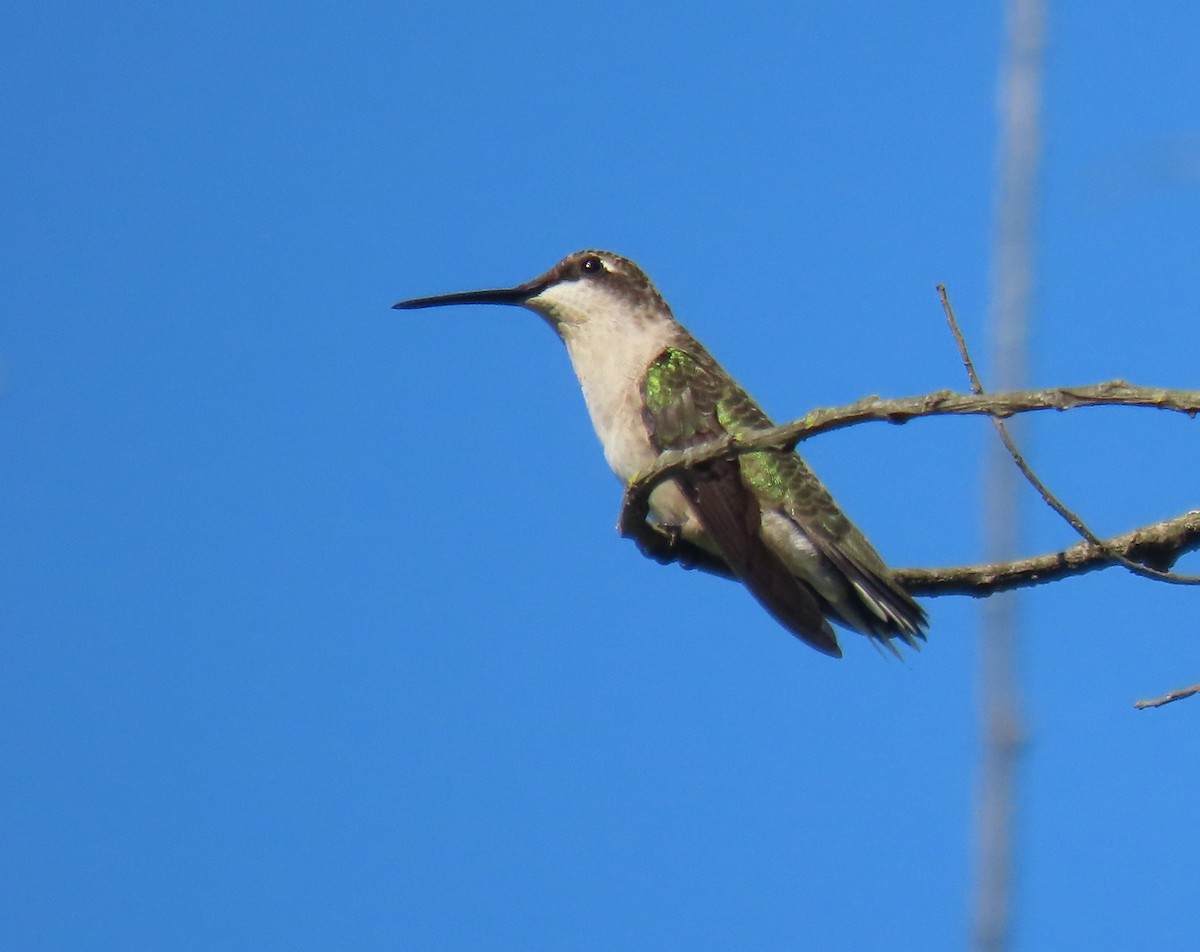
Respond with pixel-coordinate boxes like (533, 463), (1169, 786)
(809, 531), (927, 650)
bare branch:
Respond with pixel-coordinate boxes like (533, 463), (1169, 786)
(1134, 683), (1200, 710)
(895, 510), (1200, 596)
(937, 286), (1200, 585)
(616, 383), (1200, 594)
(621, 381), (1199, 510)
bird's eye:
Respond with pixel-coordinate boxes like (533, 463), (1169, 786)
(580, 255), (605, 275)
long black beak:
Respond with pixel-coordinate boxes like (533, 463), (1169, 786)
(393, 276), (547, 311)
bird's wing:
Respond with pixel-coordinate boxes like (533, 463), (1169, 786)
(641, 344), (841, 657)
(716, 368), (927, 646)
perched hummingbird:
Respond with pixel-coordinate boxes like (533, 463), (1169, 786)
(395, 250), (926, 657)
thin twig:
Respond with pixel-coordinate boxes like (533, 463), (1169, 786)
(938, 284), (988, 394)
(1134, 683), (1200, 710)
(936, 286), (1200, 585)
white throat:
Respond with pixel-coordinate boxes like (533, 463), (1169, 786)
(530, 281), (679, 480)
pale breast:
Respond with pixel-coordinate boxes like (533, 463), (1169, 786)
(559, 313), (678, 482)
(559, 317), (705, 539)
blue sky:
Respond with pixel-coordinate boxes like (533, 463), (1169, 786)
(3, 2), (1198, 949)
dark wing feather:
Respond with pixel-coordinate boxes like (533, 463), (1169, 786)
(803, 529), (927, 645)
(732, 434), (927, 643)
(642, 345), (842, 657)
(692, 352), (926, 646)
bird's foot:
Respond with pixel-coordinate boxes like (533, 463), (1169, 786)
(634, 523), (685, 566)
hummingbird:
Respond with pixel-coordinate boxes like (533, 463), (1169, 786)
(394, 250), (926, 657)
